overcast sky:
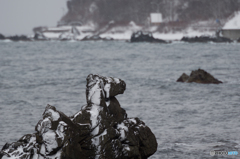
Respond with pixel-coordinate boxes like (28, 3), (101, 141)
(0, 0), (67, 35)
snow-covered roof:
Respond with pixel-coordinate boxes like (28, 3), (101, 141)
(223, 11), (240, 29)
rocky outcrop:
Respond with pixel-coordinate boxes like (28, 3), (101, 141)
(0, 74), (157, 159)
(176, 73), (189, 83)
(177, 69), (223, 84)
(130, 31), (168, 43)
(181, 36), (233, 43)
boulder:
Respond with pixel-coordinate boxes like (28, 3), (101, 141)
(0, 33), (5, 40)
(177, 69), (223, 84)
(181, 36), (232, 43)
(0, 74), (157, 159)
(130, 31), (168, 43)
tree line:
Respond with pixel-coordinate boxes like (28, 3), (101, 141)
(60, 0), (240, 26)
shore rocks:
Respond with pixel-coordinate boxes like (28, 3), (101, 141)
(130, 31), (168, 43)
(177, 69), (223, 84)
(0, 34), (32, 42)
(0, 74), (157, 159)
(82, 35), (114, 41)
(181, 36), (233, 43)
(7, 35), (32, 42)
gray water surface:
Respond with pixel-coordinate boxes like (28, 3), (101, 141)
(0, 41), (240, 158)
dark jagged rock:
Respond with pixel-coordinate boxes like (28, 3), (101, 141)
(0, 33), (5, 40)
(0, 74), (157, 159)
(177, 69), (223, 84)
(176, 73), (189, 82)
(181, 36), (233, 43)
(82, 35), (113, 41)
(130, 31), (168, 43)
(7, 35), (32, 42)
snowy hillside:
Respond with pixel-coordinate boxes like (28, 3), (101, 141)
(223, 11), (240, 29)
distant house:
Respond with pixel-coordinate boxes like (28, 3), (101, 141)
(221, 11), (240, 40)
(150, 13), (162, 24)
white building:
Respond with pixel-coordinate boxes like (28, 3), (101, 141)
(150, 13), (163, 24)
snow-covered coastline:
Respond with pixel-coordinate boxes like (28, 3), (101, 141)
(2, 18), (240, 42)
(31, 21), (217, 41)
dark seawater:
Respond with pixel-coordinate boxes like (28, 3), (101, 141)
(0, 40), (239, 158)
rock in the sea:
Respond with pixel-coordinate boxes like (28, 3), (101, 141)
(82, 35), (113, 41)
(0, 33), (5, 40)
(130, 31), (168, 43)
(177, 69), (223, 84)
(176, 73), (189, 83)
(181, 36), (232, 43)
(7, 35), (31, 42)
(0, 74), (157, 159)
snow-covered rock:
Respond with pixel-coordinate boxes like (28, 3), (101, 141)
(0, 74), (157, 159)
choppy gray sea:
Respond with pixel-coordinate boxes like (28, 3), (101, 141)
(0, 40), (240, 158)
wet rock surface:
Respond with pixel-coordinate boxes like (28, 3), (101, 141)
(0, 74), (157, 159)
(177, 69), (223, 84)
(181, 36), (233, 43)
(130, 31), (168, 43)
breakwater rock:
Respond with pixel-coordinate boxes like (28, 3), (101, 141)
(177, 69), (222, 84)
(0, 33), (32, 42)
(181, 36), (232, 43)
(0, 74), (157, 159)
(130, 31), (168, 43)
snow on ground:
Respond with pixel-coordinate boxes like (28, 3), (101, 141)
(46, 26), (72, 31)
(153, 28), (215, 40)
(100, 31), (133, 40)
(39, 20), (216, 41)
(100, 27), (215, 41)
(43, 32), (62, 39)
(223, 11), (240, 29)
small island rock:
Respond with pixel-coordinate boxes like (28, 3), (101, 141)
(177, 69), (222, 84)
